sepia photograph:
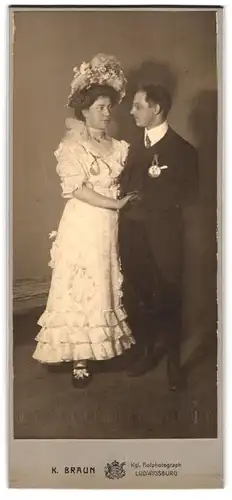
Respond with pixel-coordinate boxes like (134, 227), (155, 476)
(9, 4), (222, 488)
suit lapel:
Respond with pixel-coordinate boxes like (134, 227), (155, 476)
(120, 127), (173, 193)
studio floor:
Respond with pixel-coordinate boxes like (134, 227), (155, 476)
(13, 307), (217, 440)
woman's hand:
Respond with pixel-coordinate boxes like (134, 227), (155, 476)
(117, 191), (141, 209)
(73, 185), (141, 211)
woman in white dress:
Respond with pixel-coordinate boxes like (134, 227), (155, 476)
(32, 54), (137, 387)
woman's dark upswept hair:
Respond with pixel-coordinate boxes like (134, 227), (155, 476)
(68, 84), (119, 121)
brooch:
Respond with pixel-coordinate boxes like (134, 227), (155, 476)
(148, 153), (168, 178)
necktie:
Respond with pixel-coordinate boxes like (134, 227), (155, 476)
(145, 133), (151, 148)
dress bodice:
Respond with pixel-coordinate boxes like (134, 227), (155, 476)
(54, 118), (129, 198)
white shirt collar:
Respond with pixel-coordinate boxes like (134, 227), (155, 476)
(144, 121), (168, 147)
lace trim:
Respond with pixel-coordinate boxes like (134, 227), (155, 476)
(37, 306), (128, 329)
(33, 334), (135, 363)
(35, 317), (132, 343)
(55, 118), (129, 170)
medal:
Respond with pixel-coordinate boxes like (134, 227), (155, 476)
(148, 165), (161, 177)
(148, 153), (168, 178)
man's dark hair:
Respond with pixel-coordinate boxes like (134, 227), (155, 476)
(137, 84), (172, 118)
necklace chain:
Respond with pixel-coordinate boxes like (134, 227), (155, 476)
(86, 127), (106, 143)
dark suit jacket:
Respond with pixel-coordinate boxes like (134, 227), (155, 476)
(120, 126), (198, 285)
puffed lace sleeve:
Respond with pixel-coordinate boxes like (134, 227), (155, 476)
(119, 140), (130, 166)
(55, 135), (88, 198)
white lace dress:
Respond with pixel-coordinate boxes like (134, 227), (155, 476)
(32, 119), (135, 363)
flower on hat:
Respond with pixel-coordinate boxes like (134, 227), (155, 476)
(67, 53), (127, 106)
(79, 62), (90, 74)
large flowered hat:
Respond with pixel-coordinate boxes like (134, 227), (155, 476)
(67, 53), (127, 106)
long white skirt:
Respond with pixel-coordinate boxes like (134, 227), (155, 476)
(32, 198), (135, 363)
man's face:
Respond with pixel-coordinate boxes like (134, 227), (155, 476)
(130, 91), (155, 128)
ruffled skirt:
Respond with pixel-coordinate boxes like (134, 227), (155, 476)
(33, 198), (135, 363)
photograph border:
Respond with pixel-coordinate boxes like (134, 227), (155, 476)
(8, 4), (223, 489)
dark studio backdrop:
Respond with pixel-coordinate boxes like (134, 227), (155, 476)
(13, 9), (217, 350)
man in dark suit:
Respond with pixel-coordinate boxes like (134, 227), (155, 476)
(119, 84), (198, 390)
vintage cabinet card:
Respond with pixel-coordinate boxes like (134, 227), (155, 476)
(9, 5), (223, 489)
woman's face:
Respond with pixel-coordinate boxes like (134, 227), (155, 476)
(83, 96), (113, 130)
